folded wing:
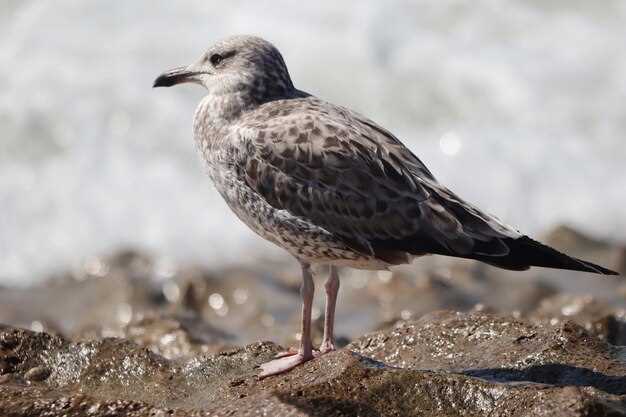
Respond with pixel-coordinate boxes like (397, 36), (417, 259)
(232, 98), (522, 264)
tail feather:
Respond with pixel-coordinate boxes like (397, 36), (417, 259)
(472, 236), (618, 275)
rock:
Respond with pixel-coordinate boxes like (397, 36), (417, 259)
(1, 311), (625, 416)
(350, 311), (626, 399)
(122, 312), (235, 359)
(528, 294), (626, 345)
(0, 228), (621, 350)
(0, 332), (19, 349)
(169, 264), (305, 346)
(0, 225), (624, 415)
(24, 365), (51, 382)
(0, 250), (306, 348)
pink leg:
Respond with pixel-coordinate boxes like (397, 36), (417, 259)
(259, 261), (315, 378)
(319, 266), (340, 354)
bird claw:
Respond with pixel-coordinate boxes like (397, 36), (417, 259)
(273, 342), (336, 361)
(274, 347), (299, 358)
(318, 340), (336, 355)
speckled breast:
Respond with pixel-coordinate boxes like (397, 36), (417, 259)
(192, 96), (386, 269)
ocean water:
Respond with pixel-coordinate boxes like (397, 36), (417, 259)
(1, 1), (625, 285)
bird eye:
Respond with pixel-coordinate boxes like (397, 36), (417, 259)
(210, 53), (224, 66)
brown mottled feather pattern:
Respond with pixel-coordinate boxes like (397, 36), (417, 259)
(223, 96), (521, 262)
(187, 35), (616, 274)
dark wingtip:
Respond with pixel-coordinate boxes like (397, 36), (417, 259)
(522, 236), (621, 276)
(153, 74), (172, 88)
(577, 259), (620, 276)
(466, 235), (621, 276)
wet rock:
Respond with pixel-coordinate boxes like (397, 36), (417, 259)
(0, 225), (624, 415)
(1, 311), (625, 416)
(1, 225), (621, 352)
(350, 311), (626, 395)
(169, 264), (303, 346)
(0, 274), (135, 336)
(24, 365), (51, 382)
(528, 294), (626, 345)
(0, 332), (19, 349)
(122, 312), (234, 359)
(0, 250), (305, 348)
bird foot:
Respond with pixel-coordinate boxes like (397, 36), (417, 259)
(258, 352), (314, 378)
(318, 340), (336, 355)
(273, 342), (336, 361)
(274, 347), (299, 358)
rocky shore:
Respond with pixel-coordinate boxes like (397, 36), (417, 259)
(0, 225), (625, 416)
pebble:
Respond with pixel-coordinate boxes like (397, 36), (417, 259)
(0, 333), (19, 350)
(24, 366), (51, 382)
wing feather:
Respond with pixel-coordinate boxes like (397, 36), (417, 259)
(232, 97), (519, 260)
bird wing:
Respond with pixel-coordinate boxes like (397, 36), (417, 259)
(232, 97), (520, 262)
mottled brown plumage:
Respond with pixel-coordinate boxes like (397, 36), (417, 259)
(154, 35), (618, 377)
(232, 95), (523, 265)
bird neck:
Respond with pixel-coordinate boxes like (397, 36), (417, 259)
(201, 90), (255, 122)
(193, 91), (259, 155)
(198, 84), (298, 123)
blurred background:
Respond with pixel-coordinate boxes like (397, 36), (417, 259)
(1, 1), (625, 285)
(1, 1), (625, 353)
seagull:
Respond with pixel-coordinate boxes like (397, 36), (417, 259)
(154, 35), (618, 377)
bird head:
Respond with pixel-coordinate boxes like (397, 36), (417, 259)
(153, 35), (295, 102)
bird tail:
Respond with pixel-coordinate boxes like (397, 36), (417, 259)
(473, 236), (619, 275)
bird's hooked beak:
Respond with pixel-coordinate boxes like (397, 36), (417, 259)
(153, 65), (205, 88)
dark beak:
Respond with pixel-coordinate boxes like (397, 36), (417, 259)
(153, 66), (194, 88)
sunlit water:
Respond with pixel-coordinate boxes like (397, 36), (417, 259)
(1, 1), (625, 285)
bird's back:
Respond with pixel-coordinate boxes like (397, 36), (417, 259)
(198, 94), (616, 275)
(203, 95), (514, 263)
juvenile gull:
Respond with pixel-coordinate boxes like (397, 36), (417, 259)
(154, 35), (618, 377)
